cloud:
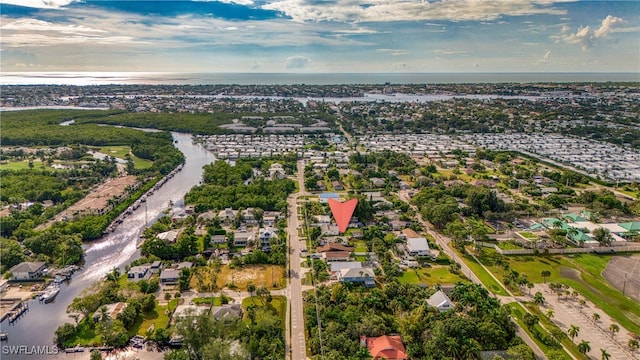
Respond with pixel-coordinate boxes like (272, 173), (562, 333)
(262, 0), (570, 23)
(553, 15), (624, 50)
(1, 18), (105, 34)
(0, 0), (76, 9)
(433, 49), (468, 55)
(377, 48), (408, 56)
(285, 55), (311, 69)
(542, 50), (551, 62)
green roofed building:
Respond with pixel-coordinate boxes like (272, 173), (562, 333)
(618, 222), (640, 232)
(564, 213), (587, 222)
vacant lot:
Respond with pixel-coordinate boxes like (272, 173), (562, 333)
(398, 266), (467, 286)
(190, 264), (286, 291)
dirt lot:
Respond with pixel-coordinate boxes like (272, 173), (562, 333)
(602, 254), (640, 303)
(190, 265), (286, 291)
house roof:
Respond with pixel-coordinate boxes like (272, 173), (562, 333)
(10, 261), (46, 274)
(211, 304), (242, 320)
(401, 228), (419, 238)
(316, 243), (353, 253)
(339, 267), (374, 279)
(324, 251), (351, 260)
(366, 335), (407, 360)
(407, 238), (430, 252)
(160, 268), (179, 279)
(427, 290), (453, 309)
(157, 230), (180, 242)
(619, 221), (640, 232)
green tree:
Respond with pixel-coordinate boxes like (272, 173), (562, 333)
(600, 348), (611, 360)
(568, 325), (580, 341)
(0, 238), (25, 272)
(54, 323), (76, 347)
(609, 323), (619, 336)
(533, 292), (545, 305)
(507, 343), (535, 360)
(577, 340), (591, 354)
(541, 270), (551, 283)
(592, 227), (613, 247)
(90, 349), (102, 360)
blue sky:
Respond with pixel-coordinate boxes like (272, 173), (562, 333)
(0, 0), (638, 72)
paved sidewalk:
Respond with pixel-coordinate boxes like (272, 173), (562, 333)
(533, 283), (636, 360)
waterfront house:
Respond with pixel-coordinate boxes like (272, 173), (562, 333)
(9, 262), (46, 281)
(127, 265), (149, 281)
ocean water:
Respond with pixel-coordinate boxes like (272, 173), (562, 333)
(1, 72), (638, 86)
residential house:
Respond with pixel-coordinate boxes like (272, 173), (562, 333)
(337, 267), (375, 287)
(269, 163), (286, 180)
(211, 304), (243, 320)
(263, 211), (281, 226)
(427, 290), (454, 312)
(150, 261), (163, 274)
(329, 262), (363, 279)
(127, 265), (149, 281)
(317, 243), (353, 262)
(316, 181), (327, 191)
(9, 262), (46, 281)
(319, 193), (340, 203)
(233, 231), (254, 247)
(370, 178), (385, 188)
(241, 208), (258, 225)
(406, 238), (430, 257)
(258, 227), (277, 247)
(156, 230), (180, 243)
(320, 224), (340, 236)
(160, 268), (180, 285)
(218, 208), (237, 224)
(332, 180), (345, 191)
(398, 181), (411, 190)
(211, 234), (227, 245)
(178, 262), (193, 270)
(173, 304), (209, 320)
(363, 335), (408, 360)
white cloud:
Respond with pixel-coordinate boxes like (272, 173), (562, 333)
(285, 55), (311, 69)
(0, 0), (76, 9)
(1, 18), (105, 34)
(433, 49), (468, 55)
(262, 0), (570, 23)
(553, 15), (625, 50)
(377, 48), (408, 56)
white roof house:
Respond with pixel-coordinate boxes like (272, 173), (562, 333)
(157, 230), (180, 243)
(427, 290), (454, 312)
(406, 238), (430, 257)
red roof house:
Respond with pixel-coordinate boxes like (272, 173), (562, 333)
(364, 335), (408, 360)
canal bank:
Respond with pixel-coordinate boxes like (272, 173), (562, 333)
(0, 132), (215, 360)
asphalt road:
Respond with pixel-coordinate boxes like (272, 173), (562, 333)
(285, 160), (310, 360)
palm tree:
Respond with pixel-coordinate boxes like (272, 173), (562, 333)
(541, 270), (551, 283)
(627, 339), (639, 351)
(545, 309), (554, 319)
(568, 325), (580, 340)
(592, 227), (613, 247)
(577, 340), (591, 355)
(533, 292), (545, 305)
(600, 349), (611, 360)
(609, 323), (619, 336)
(592, 313), (600, 322)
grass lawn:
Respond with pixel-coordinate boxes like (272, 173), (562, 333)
(398, 266), (468, 285)
(459, 251), (509, 296)
(64, 318), (101, 348)
(190, 264), (286, 291)
(506, 303), (574, 360)
(192, 296), (223, 306)
(0, 159), (45, 171)
(242, 295), (287, 329)
(97, 146), (153, 169)
(518, 231), (539, 239)
(475, 250), (640, 334)
(496, 241), (525, 250)
(353, 240), (368, 253)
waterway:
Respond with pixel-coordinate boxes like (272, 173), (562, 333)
(0, 132), (215, 359)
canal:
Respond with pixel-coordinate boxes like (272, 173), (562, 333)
(0, 132), (215, 359)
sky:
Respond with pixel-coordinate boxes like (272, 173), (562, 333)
(0, 0), (639, 73)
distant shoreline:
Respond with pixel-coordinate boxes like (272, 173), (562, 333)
(1, 72), (638, 86)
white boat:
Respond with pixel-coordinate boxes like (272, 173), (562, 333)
(42, 286), (60, 303)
